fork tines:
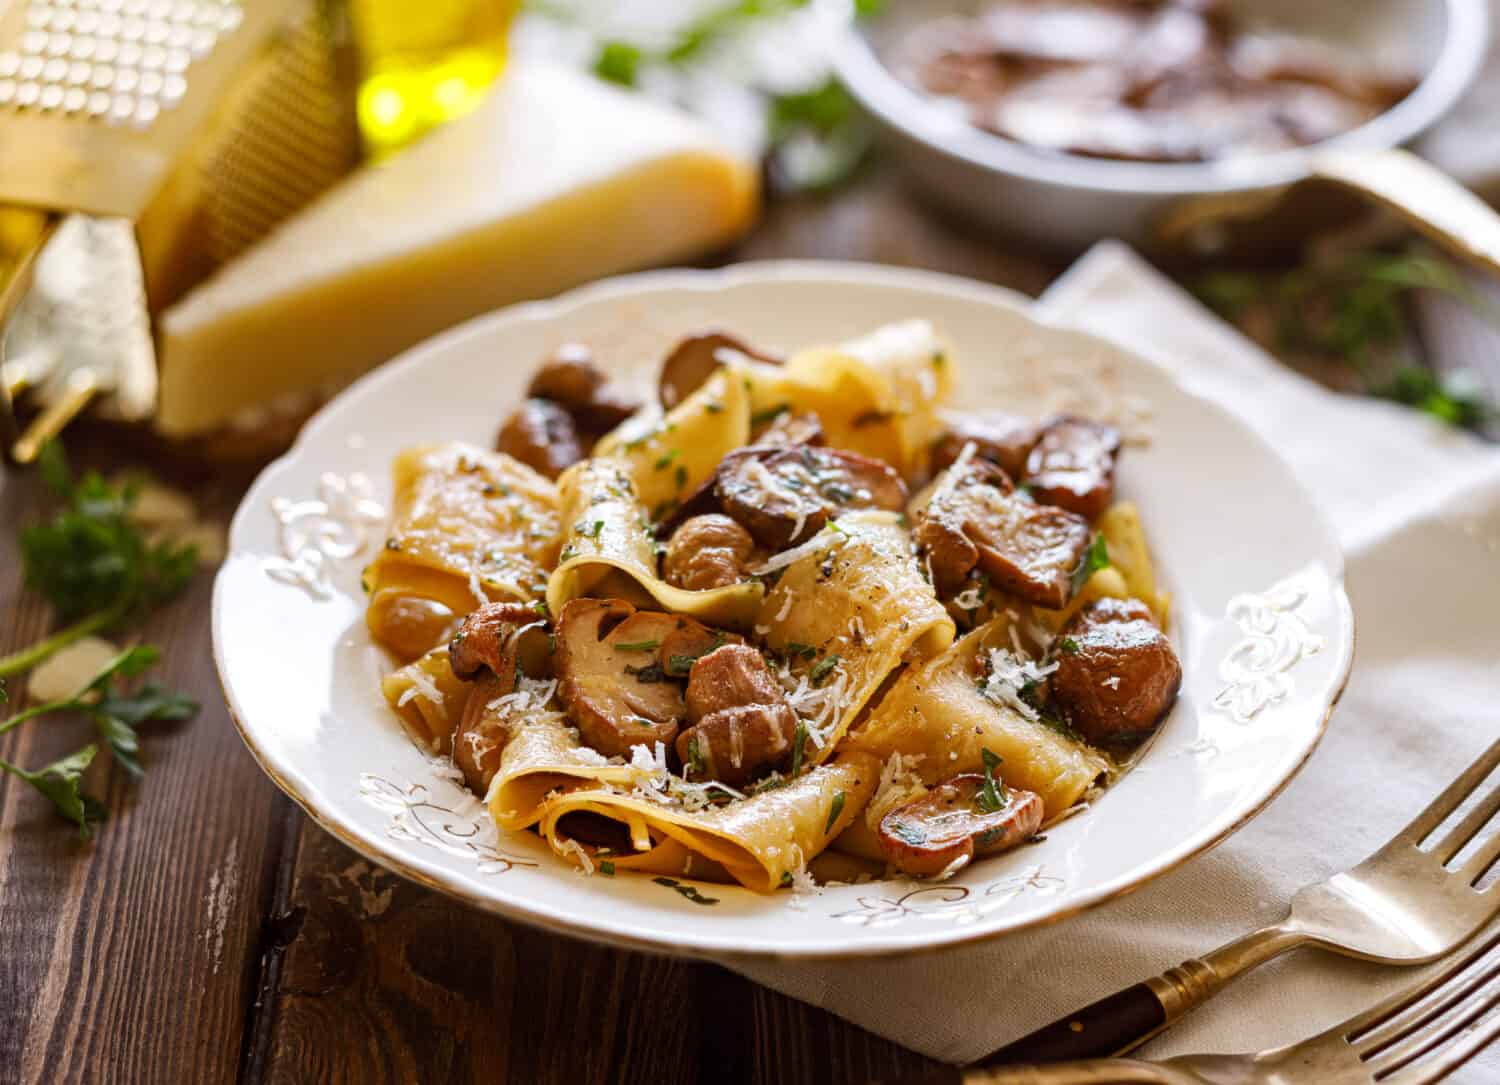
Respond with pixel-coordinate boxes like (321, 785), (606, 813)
(1403, 738), (1500, 888)
(1346, 924), (1500, 1084)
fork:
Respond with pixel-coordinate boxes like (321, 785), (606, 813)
(885, 918), (1500, 1085)
(979, 737), (1500, 1065)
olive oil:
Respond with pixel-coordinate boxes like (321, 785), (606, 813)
(349, 0), (518, 156)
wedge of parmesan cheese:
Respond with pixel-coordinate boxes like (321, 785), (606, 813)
(156, 62), (760, 438)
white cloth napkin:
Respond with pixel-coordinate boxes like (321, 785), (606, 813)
(729, 242), (1500, 1079)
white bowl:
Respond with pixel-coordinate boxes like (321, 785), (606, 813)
(213, 261), (1353, 960)
(831, 0), (1489, 250)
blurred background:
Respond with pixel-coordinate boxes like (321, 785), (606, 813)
(1, 0), (1498, 468)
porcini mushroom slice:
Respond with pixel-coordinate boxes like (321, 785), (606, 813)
(658, 331), (781, 410)
(878, 776), (1044, 877)
(1049, 597), (1181, 746)
(1025, 416), (1121, 521)
(716, 446), (908, 550)
(554, 599), (689, 758)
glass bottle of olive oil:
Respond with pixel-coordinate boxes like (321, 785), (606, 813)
(348, 0), (519, 157)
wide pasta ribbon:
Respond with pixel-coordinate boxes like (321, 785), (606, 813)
(365, 443), (560, 661)
(755, 511), (956, 763)
(547, 457), (765, 630)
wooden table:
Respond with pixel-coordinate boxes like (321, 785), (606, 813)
(0, 174), (1063, 1084)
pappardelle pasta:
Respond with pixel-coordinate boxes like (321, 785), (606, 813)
(372, 323), (1182, 892)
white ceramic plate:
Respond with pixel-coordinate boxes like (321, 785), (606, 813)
(214, 261), (1353, 960)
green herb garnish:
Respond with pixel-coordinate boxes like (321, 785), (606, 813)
(1, 443), (197, 680)
(598, 860), (616, 876)
(652, 876), (719, 906)
(789, 719), (808, 778)
(1070, 535), (1110, 597)
(614, 639), (662, 652)
(889, 820), (927, 847)
(750, 404), (790, 426)
(0, 646), (198, 835)
(686, 736), (707, 779)
(975, 747), (1007, 814)
(824, 791), (846, 835)
(624, 661), (665, 683)
(1058, 637), (1081, 655)
(809, 654), (841, 687)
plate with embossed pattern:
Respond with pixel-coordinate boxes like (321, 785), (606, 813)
(212, 261), (1353, 959)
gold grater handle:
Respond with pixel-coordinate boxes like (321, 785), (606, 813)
(0, 210), (61, 464)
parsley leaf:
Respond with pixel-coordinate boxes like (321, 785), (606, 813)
(0, 746), (107, 838)
(789, 719), (808, 778)
(975, 747), (1008, 814)
(0, 646), (199, 830)
(0, 442), (197, 679)
(1070, 535), (1110, 597)
(824, 790), (846, 835)
(614, 639), (662, 652)
(809, 654), (841, 686)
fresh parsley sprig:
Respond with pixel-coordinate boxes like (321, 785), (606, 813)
(0, 646), (199, 836)
(975, 747), (1008, 814)
(0, 442), (197, 680)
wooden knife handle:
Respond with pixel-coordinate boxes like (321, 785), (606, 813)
(982, 983), (1167, 1064)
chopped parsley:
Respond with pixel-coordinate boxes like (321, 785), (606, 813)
(780, 870), (794, 888)
(824, 791), (846, 834)
(598, 860), (616, 876)
(809, 654), (841, 687)
(789, 719), (809, 777)
(1058, 637), (1081, 655)
(614, 639), (662, 652)
(674, 464), (688, 491)
(705, 400), (725, 414)
(654, 448), (680, 471)
(575, 519), (604, 539)
(530, 599), (550, 618)
(653, 876), (719, 906)
(624, 661), (665, 683)
(784, 641), (818, 660)
(750, 404), (790, 426)
(685, 735), (707, 778)
(1070, 535), (1111, 596)
(975, 747), (1008, 814)
(889, 819), (927, 847)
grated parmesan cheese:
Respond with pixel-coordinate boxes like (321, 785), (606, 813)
(978, 647), (1058, 723)
(556, 837), (596, 876)
(751, 523), (845, 575)
(396, 666), (443, 709)
(1103, 675), (1122, 690)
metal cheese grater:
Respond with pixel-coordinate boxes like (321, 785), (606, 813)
(0, 0), (360, 463)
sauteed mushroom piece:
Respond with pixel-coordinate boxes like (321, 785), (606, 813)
(1049, 597), (1181, 746)
(662, 514), (757, 592)
(496, 398), (584, 479)
(448, 603), (551, 795)
(555, 599), (694, 758)
(676, 645), (799, 788)
(931, 410), (1040, 479)
(528, 343), (641, 435)
(448, 601), (547, 680)
(658, 331), (780, 409)
(878, 775), (1044, 878)
(717, 446), (907, 550)
(916, 459), (1090, 608)
(1025, 416), (1121, 521)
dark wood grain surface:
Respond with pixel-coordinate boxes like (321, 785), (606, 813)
(0, 175), (1056, 1085)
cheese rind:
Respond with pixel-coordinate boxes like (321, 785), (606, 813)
(157, 62), (760, 437)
